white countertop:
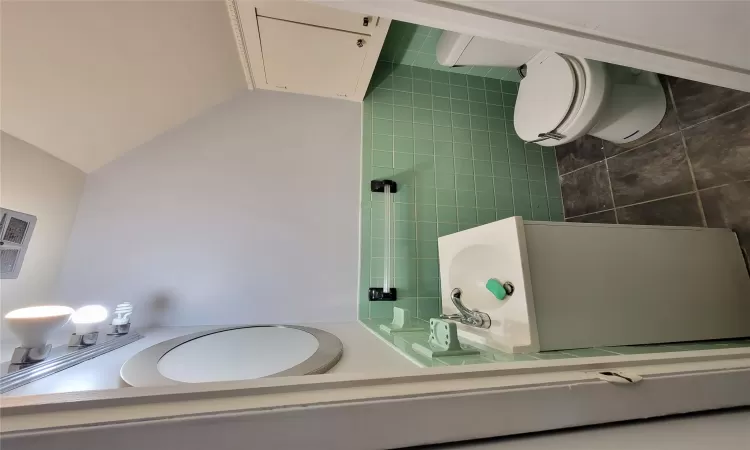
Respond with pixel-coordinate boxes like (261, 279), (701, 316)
(1, 322), (420, 397)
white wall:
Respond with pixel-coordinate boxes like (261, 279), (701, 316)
(2, 1), (246, 172)
(0, 132), (86, 338)
(58, 90), (362, 328)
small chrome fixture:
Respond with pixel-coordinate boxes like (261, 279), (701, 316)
(107, 302), (134, 335)
(440, 288), (492, 329)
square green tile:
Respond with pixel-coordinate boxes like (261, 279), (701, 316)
(471, 116), (489, 131)
(453, 128), (472, 144)
(434, 126), (452, 142)
(451, 99), (470, 115)
(436, 155), (457, 173)
(486, 90), (503, 105)
(373, 135), (394, 151)
(457, 207), (478, 224)
(413, 93), (432, 109)
(493, 162), (511, 178)
(394, 106), (413, 122)
(453, 142), (472, 159)
(511, 179), (530, 197)
(466, 75), (485, 90)
(471, 130), (490, 146)
(394, 152), (415, 169)
(434, 141), (453, 156)
(484, 78), (503, 92)
(529, 180), (547, 196)
(414, 139), (434, 155)
(392, 64), (413, 77)
(431, 70), (449, 84)
(453, 189), (475, 208)
(468, 88), (486, 103)
(495, 194), (514, 210)
(413, 79), (431, 95)
(373, 103), (393, 119)
(528, 165), (545, 181)
(435, 173), (456, 189)
(472, 145), (491, 161)
(543, 148), (558, 167)
(433, 96), (451, 112)
(475, 162), (493, 177)
(416, 203), (438, 221)
(455, 158), (474, 175)
(487, 104), (504, 118)
(432, 82), (451, 98)
(372, 88), (394, 104)
(393, 90), (413, 106)
(392, 76), (412, 92)
(450, 85), (469, 100)
(477, 208), (496, 224)
(509, 145), (526, 164)
(412, 66), (431, 81)
(510, 164), (528, 180)
(395, 137), (415, 153)
(436, 189), (457, 206)
(373, 118), (394, 135)
(494, 176), (512, 193)
(451, 113), (471, 130)
(437, 205), (458, 223)
(438, 222), (459, 236)
(417, 221), (438, 241)
(531, 196), (550, 220)
(449, 73), (468, 86)
(414, 108), (433, 125)
(526, 150), (543, 166)
(469, 102), (487, 117)
(414, 123), (433, 140)
(434, 111), (452, 127)
(393, 121), (413, 138)
(474, 176), (494, 192)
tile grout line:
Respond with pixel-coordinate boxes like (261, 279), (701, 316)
(564, 189), (708, 220)
(601, 142), (619, 224)
(680, 131), (708, 227)
(667, 80), (707, 227)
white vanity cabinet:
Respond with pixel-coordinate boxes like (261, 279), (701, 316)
(230, 2), (389, 101)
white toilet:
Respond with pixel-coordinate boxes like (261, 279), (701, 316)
(437, 32), (666, 146)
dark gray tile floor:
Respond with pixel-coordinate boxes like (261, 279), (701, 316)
(556, 76), (750, 255)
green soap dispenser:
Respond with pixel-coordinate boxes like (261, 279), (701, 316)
(486, 278), (508, 300)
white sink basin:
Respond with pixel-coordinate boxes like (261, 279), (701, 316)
(438, 217), (540, 353)
(438, 217), (750, 353)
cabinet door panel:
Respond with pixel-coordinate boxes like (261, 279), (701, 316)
(255, 2), (376, 35)
(257, 17), (369, 98)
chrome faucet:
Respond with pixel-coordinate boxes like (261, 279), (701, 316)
(440, 288), (492, 329)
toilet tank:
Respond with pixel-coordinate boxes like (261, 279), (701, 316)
(436, 31), (539, 67)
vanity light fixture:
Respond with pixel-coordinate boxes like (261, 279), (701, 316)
(69, 305), (108, 347)
(5, 305), (74, 365)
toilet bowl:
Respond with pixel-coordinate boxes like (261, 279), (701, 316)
(436, 33), (666, 146)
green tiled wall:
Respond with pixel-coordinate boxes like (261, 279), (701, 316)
(379, 20), (522, 81)
(359, 61), (564, 321)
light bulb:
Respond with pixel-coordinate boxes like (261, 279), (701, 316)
(72, 305), (108, 335)
(4, 305), (74, 349)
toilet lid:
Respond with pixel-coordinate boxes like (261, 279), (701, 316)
(514, 51), (577, 142)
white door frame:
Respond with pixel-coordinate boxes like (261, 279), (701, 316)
(3, 350), (750, 449)
(317, 0), (750, 92)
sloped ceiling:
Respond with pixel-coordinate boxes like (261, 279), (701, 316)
(1, 1), (247, 173)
